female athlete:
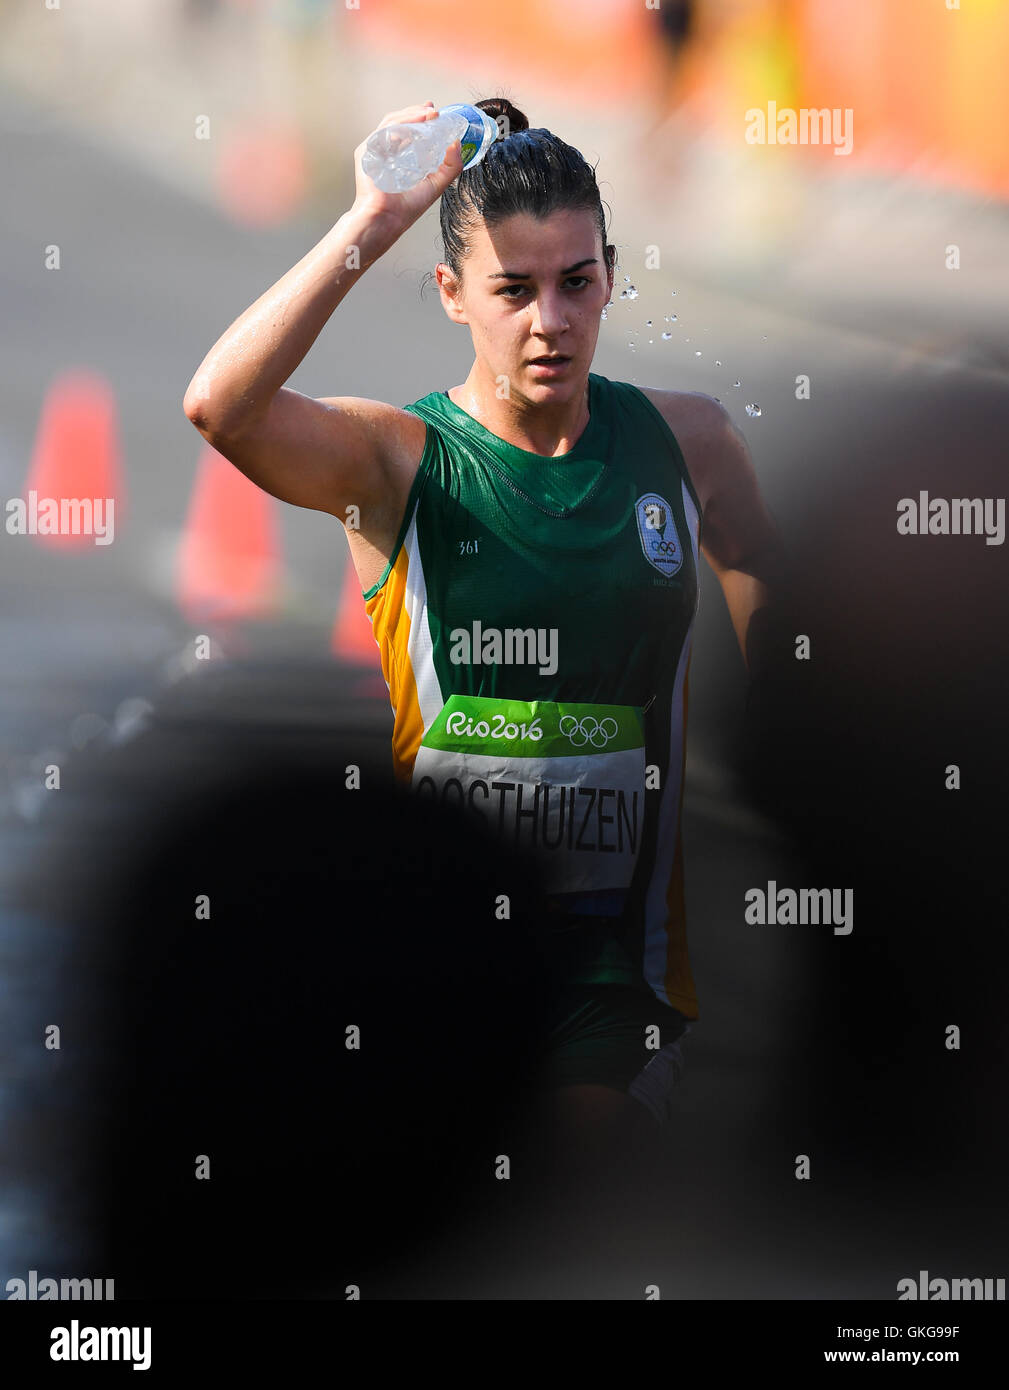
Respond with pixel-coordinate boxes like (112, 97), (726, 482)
(183, 96), (783, 1179)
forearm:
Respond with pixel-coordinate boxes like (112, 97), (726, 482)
(182, 206), (400, 436)
(719, 569), (765, 674)
(718, 530), (789, 679)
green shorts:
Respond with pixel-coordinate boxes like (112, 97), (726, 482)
(537, 981), (692, 1110)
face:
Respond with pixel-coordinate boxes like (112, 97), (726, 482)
(435, 207), (614, 402)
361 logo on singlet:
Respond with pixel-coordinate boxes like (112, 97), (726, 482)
(635, 492), (683, 578)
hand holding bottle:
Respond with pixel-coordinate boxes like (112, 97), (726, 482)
(352, 101), (465, 230)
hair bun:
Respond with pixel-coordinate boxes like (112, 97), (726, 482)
(475, 97), (529, 136)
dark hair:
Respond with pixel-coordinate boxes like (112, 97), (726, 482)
(428, 96), (615, 289)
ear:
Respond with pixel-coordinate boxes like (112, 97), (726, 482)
(435, 263), (469, 326)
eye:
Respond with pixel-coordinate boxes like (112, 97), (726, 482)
(495, 277), (592, 297)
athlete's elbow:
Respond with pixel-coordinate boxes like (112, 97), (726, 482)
(182, 392), (245, 446)
(183, 378), (216, 429)
(182, 377), (241, 437)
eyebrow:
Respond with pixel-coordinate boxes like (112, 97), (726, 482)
(486, 258), (598, 280)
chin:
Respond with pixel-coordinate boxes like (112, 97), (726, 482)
(525, 368), (580, 389)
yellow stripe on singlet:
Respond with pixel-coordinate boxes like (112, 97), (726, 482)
(363, 546), (424, 787)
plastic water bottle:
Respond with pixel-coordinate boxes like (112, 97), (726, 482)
(361, 104), (499, 193)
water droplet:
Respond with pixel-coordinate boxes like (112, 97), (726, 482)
(648, 339), (653, 344)
(601, 308), (608, 319)
(715, 360), (722, 367)
(661, 332), (672, 340)
(670, 290), (677, 296)
(695, 351), (702, 357)
(646, 320), (652, 327)
(762, 335), (767, 341)
(626, 285), (639, 300)
(624, 274), (631, 282)
(732, 380), (741, 388)
(745, 402), (762, 417)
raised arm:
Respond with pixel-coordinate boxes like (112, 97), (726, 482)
(182, 102), (463, 519)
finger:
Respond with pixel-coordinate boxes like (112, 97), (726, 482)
(353, 105), (441, 161)
(376, 103), (441, 130)
(428, 140), (464, 192)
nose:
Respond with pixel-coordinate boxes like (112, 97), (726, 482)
(529, 288), (570, 343)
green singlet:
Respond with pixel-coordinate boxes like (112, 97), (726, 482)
(362, 371), (703, 1019)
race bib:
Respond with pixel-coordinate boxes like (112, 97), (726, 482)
(411, 694), (646, 900)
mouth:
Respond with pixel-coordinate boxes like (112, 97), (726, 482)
(528, 355), (572, 370)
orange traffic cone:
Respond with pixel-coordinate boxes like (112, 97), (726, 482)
(331, 555), (393, 700)
(176, 444), (283, 625)
(23, 369), (124, 548)
(330, 554), (381, 666)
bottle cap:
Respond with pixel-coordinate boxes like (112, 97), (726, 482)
(439, 104), (498, 171)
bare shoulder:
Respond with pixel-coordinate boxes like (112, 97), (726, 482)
(637, 386), (729, 439)
(313, 397), (429, 595)
(639, 386), (781, 577)
(312, 396), (428, 561)
(637, 387), (743, 514)
(315, 396), (428, 506)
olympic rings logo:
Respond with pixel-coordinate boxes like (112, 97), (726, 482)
(651, 538), (679, 556)
(559, 715), (619, 748)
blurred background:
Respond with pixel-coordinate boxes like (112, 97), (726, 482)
(1, 0), (1007, 1299)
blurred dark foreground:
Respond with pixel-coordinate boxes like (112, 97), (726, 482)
(51, 723), (575, 1298)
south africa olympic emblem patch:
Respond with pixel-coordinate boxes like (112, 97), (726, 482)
(635, 492), (683, 578)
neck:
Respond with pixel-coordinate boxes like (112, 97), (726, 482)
(449, 363), (590, 457)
